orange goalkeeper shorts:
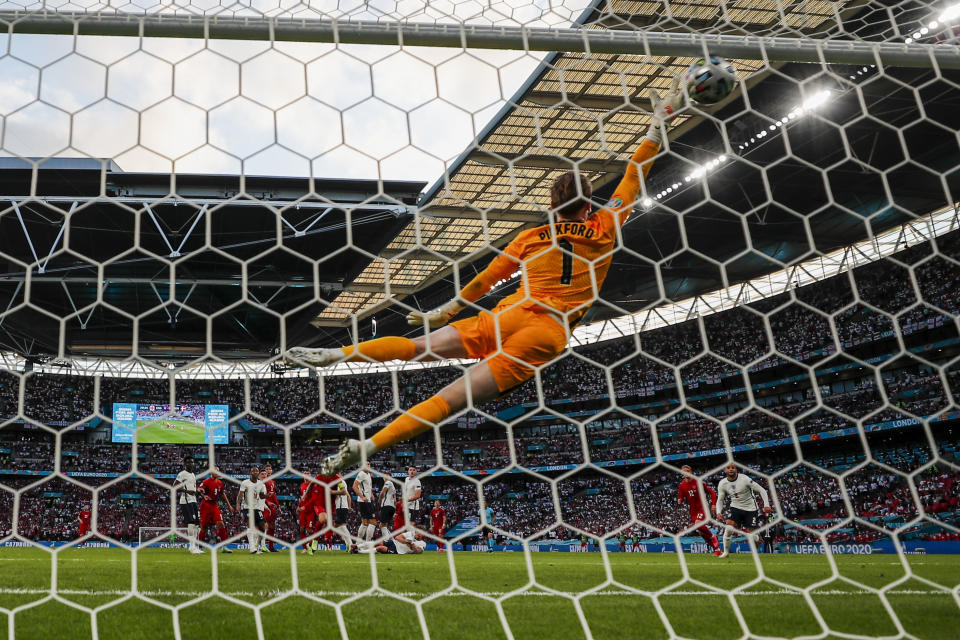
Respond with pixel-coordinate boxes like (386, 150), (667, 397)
(451, 304), (568, 393)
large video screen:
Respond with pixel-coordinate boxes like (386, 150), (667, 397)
(111, 403), (229, 444)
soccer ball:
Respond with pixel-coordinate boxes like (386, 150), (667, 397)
(683, 56), (737, 105)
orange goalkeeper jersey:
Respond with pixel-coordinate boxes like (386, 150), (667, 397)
(459, 138), (660, 327)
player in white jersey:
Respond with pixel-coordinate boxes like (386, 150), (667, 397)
(236, 466), (267, 554)
(353, 465), (376, 543)
(377, 476), (398, 540)
(373, 529), (427, 555)
(330, 475), (354, 552)
(714, 463), (772, 558)
(173, 456), (201, 554)
(403, 466), (423, 525)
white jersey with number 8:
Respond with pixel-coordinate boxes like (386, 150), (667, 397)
(716, 474), (769, 513)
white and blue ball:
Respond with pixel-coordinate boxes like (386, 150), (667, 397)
(683, 56), (738, 105)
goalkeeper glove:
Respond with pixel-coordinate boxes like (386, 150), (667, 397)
(406, 299), (464, 329)
(645, 75), (684, 146)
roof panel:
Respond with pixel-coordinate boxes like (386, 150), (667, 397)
(315, 0), (856, 324)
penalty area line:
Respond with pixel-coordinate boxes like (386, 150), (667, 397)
(0, 588), (949, 598)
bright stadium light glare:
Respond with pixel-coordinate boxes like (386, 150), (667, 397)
(905, 4), (959, 41)
(801, 90), (831, 111)
(939, 3), (960, 22)
(658, 90), (832, 200)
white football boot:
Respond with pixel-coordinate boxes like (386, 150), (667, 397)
(322, 439), (365, 474)
(283, 347), (344, 368)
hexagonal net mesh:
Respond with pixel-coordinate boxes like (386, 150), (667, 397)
(0, 0), (959, 638)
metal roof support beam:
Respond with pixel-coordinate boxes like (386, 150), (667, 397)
(39, 202), (73, 274)
(174, 283), (198, 321)
(174, 204), (207, 257)
(345, 283), (419, 294)
(10, 195), (410, 213)
(150, 282), (174, 325)
(469, 150), (627, 173)
(0, 281), (23, 328)
(378, 248), (465, 260)
(143, 202), (178, 257)
(0, 275), (340, 289)
(2, 14), (957, 68)
(286, 207), (333, 237)
(524, 92), (651, 112)
(10, 199), (72, 274)
(61, 281), (97, 330)
(11, 200), (41, 268)
(419, 205), (546, 223)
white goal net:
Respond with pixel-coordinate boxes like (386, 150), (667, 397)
(0, 0), (958, 638)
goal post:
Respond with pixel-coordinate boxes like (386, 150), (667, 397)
(1, 12), (957, 68)
(0, 0), (958, 638)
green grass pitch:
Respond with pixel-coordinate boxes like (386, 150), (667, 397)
(2, 548), (959, 640)
(134, 419), (207, 444)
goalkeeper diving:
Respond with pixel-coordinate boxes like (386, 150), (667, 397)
(286, 80), (686, 474)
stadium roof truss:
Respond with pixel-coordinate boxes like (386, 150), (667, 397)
(0, 167), (424, 359)
(310, 0), (866, 326)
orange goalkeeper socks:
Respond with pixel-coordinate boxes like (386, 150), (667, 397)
(370, 395), (452, 451)
(341, 336), (416, 363)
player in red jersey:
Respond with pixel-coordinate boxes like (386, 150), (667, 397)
(77, 505), (91, 546)
(311, 471), (340, 551)
(298, 474), (320, 554)
(393, 500), (405, 532)
(429, 500), (447, 552)
(199, 466), (235, 553)
(262, 465), (280, 552)
(678, 465), (722, 556)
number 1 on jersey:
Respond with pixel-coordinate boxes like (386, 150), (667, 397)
(558, 238), (574, 285)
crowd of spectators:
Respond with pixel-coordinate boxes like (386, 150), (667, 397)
(0, 357), (956, 478)
(2, 435), (958, 546)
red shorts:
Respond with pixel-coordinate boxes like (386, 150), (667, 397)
(199, 502), (222, 529)
(299, 509), (316, 529)
(264, 503), (278, 523)
(451, 305), (568, 393)
(393, 506), (405, 531)
(691, 511), (707, 524)
(77, 525), (90, 536)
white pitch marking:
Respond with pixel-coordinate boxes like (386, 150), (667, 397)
(0, 588), (949, 598)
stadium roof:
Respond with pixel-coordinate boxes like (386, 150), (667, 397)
(309, 0), (875, 326)
(0, 164), (423, 360)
